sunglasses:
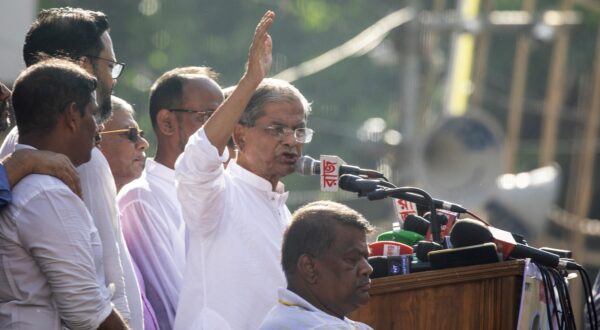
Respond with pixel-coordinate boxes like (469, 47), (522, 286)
(100, 127), (144, 143)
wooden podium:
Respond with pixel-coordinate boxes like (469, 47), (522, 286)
(350, 260), (526, 330)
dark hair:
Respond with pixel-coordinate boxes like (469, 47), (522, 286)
(240, 78), (311, 127)
(23, 7), (110, 67)
(149, 66), (219, 129)
(281, 200), (373, 279)
(12, 58), (97, 136)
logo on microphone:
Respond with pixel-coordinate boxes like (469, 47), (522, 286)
(320, 155), (341, 192)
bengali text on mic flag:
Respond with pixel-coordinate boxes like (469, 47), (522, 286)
(320, 155), (342, 192)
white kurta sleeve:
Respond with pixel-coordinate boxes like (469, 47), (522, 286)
(175, 128), (230, 236)
(17, 187), (113, 330)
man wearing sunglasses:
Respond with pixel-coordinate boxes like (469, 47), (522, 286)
(118, 66), (223, 330)
(174, 11), (314, 330)
(99, 96), (149, 192)
(0, 7), (142, 329)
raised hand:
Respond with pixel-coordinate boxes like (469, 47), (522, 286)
(245, 11), (275, 84)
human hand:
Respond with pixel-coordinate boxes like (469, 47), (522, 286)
(4, 149), (82, 198)
(245, 11), (275, 84)
(0, 81), (12, 131)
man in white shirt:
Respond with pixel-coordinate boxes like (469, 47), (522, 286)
(0, 8), (143, 328)
(0, 59), (128, 329)
(99, 96), (150, 192)
(118, 66), (223, 329)
(260, 201), (374, 330)
(174, 11), (314, 330)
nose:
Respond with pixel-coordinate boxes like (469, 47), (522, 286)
(360, 257), (373, 277)
(137, 136), (150, 150)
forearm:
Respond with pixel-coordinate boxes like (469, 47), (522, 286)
(1, 151), (32, 188)
(204, 75), (262, 153)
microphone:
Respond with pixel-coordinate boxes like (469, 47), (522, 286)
(376, 214), (429, 246)
(404, 214), (430, 236)
(368, 241), (413, 257)
(450, 219), (579, 270)
(368, 256), (412, 279)
(428, 243), (501, 270)
(338, 174), (467, 214)
(295, 155), (384, 178)
(377, 230), (424, 247)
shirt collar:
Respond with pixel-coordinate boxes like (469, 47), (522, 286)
(15, 144), (36, 151)
(278, 288), (357, 324)
(228, 160), (287, 195)
(145, 158), (174, 181)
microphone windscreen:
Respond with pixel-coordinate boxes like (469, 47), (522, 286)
(339, 174), (359, 192)
(415, 240), (443, 262)
(403, 214), (430, 236)
(369, 241), (413, 257)
(368, 256), (388, 279)
(295, 155), (317, 175)
(449, 219), (494, 248)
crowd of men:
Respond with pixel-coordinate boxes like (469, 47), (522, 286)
(0, 7), (376, 330)
(1, 6), (598, 330)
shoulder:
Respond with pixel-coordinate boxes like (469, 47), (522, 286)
(8, 174), (84, 215)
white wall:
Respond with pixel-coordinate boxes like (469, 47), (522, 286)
(0, 1), (36, 84)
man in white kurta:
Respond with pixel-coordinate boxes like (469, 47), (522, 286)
(0, 59), (127, 329)
(118, 66), (223, 329)
(174, 129), (290, 330)
(118, 158), (186, 327)
(0, 7), (144, 328)
(0, 148), (113, 330)
(0, 128), (142, 329)
(174, 11), (314, 329)
(259, 201), (374, 330)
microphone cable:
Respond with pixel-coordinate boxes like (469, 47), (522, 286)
(576, 264), (598, 330)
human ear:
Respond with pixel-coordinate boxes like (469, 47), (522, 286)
(233, 124), (246, 151)
(297, 254), (318, 284)
(156, 109), (176, 136)
(63, 102), (81, 132)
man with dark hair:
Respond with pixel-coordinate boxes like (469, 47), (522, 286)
(260, 200), (374, 329)
(0, 7), (142, 329)
(0, 59), (127, 330)
(118, 66), (222, 329)
(23, 7), (120, 122)
(0, 81), (81, 206)
(174, 11), (315, 330)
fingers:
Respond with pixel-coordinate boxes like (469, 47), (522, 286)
(25, 150), (83, 198)
(0, 81), (10, 102)
(255, 11), (275, 37)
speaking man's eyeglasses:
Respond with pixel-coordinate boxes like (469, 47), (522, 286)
(253, 124), (314, 144)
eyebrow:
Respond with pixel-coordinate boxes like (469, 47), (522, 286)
(268, 120), (307, 128)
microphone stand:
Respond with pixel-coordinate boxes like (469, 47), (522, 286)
(367, 187), (442, 243)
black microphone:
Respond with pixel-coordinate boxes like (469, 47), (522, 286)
(352, 181), (468, 214)
(295, 155), (384, 178)
(450, 219), (579, 270)
(338, 174), (395, 196)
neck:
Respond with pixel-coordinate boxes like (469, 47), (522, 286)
(19, 133), (79, 166)
(236, 153), (280, 191)
(287, 282), (345, 320)
(154, 142), (178, 170)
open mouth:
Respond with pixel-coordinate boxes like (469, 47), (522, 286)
(282, 152), (298, 164)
